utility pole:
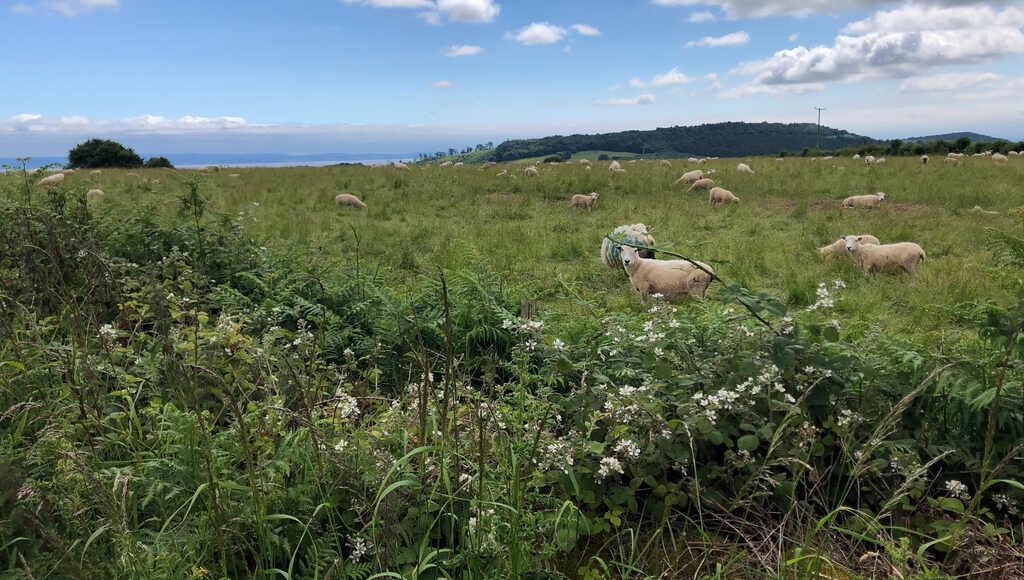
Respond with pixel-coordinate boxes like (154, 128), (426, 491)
(814, 107), (826, 150)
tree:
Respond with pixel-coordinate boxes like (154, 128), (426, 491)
(144, 156), (174, 168)
(954, 136), (971, 152)
(68, 139), (143, 169)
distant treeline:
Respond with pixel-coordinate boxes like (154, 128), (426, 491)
(487, 122), (875, 161)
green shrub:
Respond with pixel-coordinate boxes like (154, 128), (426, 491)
(144, 156), (174, 168)
(67, 138), (144, 168)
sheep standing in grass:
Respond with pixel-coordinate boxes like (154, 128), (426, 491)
(737, 163), (754, 174)
(608, 160), (621, 172)
(675, 169), (703, 185)
(453, 162), (464, 167)
(1009, 151), (1019, 156)
(611, 167), (626, 174)
(844, 235), (925, 276)
(864, 155), (876, 164)
(497, 169), (508, 176)
(709, 187), (739, 204)
(86, 188), (104, 198)
(90, 169), (102, 175)
(819, 234), (879, 257)
(440, 161), (453, 167)
(660, 160), (671, 167)
(570, 192), (599, 211)
(37, 173), (64, 187)
(393, 162), (410, 170)
(579, 159), (591, 166)
(993, 153), (1008, 162)
(842, 192), (885, 209)
(524, 166), (539, 176)
(921, 155), (929, 165)
(601, 224), (655, 269)
(687, 178), (714, 193)
(619, 245), (714, 305)
(334, 193), (366, 209)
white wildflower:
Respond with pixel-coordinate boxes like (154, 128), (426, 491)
(597, 456), (624, 480)
(944, 479), (970, 500)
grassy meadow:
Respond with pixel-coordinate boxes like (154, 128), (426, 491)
(1, 155), (1022, 579)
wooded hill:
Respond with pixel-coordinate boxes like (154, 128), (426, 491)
(489, 122), (876, 161)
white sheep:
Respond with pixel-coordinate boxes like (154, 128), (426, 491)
(844, 235), (925, 276)
(334, 193), (366, 208)
(579, 159), (592, 166)
(86, 188), (104, 198)
(709, 187), (739, 204)
(863, 155), (876, 164)
(660, 160), (671, 167)
(687, 157), (700, 163)
(842, 192), (885, 209)
(608, 160), (621, 172)
(90, 169), (102, 175)
(687, 178), (714, 193)
(944, 157), (961, 164)
(853, 154), (861, 159)
(497, 169), (509, 176)
(601, 224), (655, 269)
(675, 169), (703, 185)
(453, 162), (464, 167)
(37, 173), (65, 187)
(524, 166), (539, 176)
(737, 163), (754, 174)
(921, 155), (929, 165)
(393, 162), (410, 170)
(570, 192), (599, 211)
(618, 245), (714, 305)
(947, 153), (965, 159)
(819, 234), (879, 257)
(1009, 151), (1019, 156)
(439, 161), (453, 167)
(993, 153), (1008, 162)
(874, 157), (887, 165)
(610, 167), (626, 174)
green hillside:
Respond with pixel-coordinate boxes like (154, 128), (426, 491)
(490, 121), (876, 161)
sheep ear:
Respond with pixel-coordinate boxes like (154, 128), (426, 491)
(857, 236), (863, 241)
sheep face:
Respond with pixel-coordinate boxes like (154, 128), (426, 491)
(618, 245), (640, 269)
(843, 235), (863, 252)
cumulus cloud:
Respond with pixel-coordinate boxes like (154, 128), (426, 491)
(595, 94), (656, 106)
(570, 23), (601, 36)
(443, 44), (483, 56)
(685, 31), (749, 47)
(843, 4), (1024, 34)
(432, 80), (454, 87)
(704, 72), (723, 90)
(629, 66), (694, 88)
(343, 0), (499, 23)
(509, 22), (567, 45)
(898, 71), (1001, 92)
(687, 11), (716, 22)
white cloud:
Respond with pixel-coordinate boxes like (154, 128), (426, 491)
(595, 94), (656, 106)
(687, 11), (716, 22)
(570, 23), (601, 36)
(444, 44), (483, 56)
(45, 0), (117, 17)
(718, 82), (825, 98)
(629, 67), (693, 88)
(343, 0), (499, 23)
(899, 71), (1001, 92)
(843, 4), (1024, 34)
(436, 0), (499, 22)
(704, 72), (723, 90)
(788, 32), (799, 42)
(650, 0), (1018, 20)
(59, 115), (90, 125)
(11, 3), (33, 13)
(509, 22), (567, 45)
(685, 31), (749, 47)
(11, 113), (43, 123)
(737, 29), (1024, 86)
(432, 80), (454, 87)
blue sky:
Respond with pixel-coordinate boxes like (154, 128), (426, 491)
(2, 0), (1024, 156)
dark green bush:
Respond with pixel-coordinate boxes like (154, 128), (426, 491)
(68, 138), (144, 168)
(144, 156), (174, 168)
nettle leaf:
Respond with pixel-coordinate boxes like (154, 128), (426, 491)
(737, 435), (759, 452)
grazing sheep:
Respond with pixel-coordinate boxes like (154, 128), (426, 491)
(660, 159), (671, 167)
(921, 155), (929, 165)
(844, 235), (925, 276)
(393, 162), (410, 170)
(440, 161), (453, 167)
(842, 192), (886, 209)
(608, 160), (621, 172)
(570, 192), (599, 211)
(819, 234), (879, 257)
(497, 169), (508, 176)
(610, 167), (626, 174)
(86, 188), (104, 198)
(618, 245), (714, 305)
(579, 159), (592, 166)
(944, 157), (961, 164)
(709, 187), (739, 204)
(36, 173), (64, 187)
(874, 157), (887, 165)
(524, 166), (539, 176)
(1009, 151), (1019, 156)
(687, 157), (700, 163)
(601, 224), (656, 269)
(863, 155), (876, 164)
(853, 154), (861, 159)
(993, 153), (1008, 162)
(687, 178), (714, 193)
(675, 169), (703, 185)
(454, 162), (464, 167)
(947, 153), (965, 159)
(334, 193), (366, 209)
(737, 162), (754, 174)
(90, 169), (102, 175)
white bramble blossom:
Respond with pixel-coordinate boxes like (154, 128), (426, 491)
(334, 392), (360, 420)
(945, 479), (970, 500)
(98, 324), (117, 340)
(597, 456), (624, 480)
(614, 439), (641, 459)
(348, 535), (370, 562)
(553, 338), (565, 350)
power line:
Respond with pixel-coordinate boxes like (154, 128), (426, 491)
(814, 107), (826, 150)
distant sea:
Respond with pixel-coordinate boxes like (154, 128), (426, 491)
(1, 153), (417, 170)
